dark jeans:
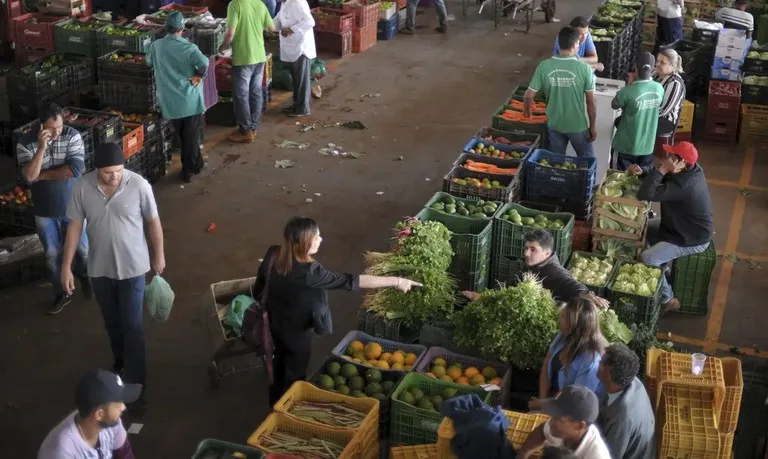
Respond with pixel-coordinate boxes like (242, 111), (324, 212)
(232, 63), (266, 133)
(268, 327), (313, 405)
(35, 216), (88, 297)
(92, 276), (147, 386)
(615, 152), (654, 171)
(405, 0), (447, 29)
(547, 126), (595, 157)
(288, 55), (311, 115)
(171, 114), (204, 177)
(654, 16), (683, 54)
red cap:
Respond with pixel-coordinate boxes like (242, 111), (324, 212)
(662, 141), (698, 164)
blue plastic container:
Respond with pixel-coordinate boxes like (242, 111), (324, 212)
(377, 15), (398, 41)
(524, 149), (596, 202)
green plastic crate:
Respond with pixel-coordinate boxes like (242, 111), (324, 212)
(672, 241), (716, 315)
(452, 262), (489, 292)
(507, 85), (546, 104)
(489, 253), (528, 287)
(97, 24), (154, 56)
(442, 165), (516, 202)
(491, 202), (574, 264)
(54, 18), (102, 57)
(419, 320), (454, 348)
(390, 372), (491, 446)
(607, 260), (662, 330)
(415, 207), (492, 276)
(491, 104), (548, 142)
(424, 191), (501, 222)
(565, 251), (620, 298)
(356, 309), (421, 343)
(194, 24), (225, 55)
(192, 438), (264, 458)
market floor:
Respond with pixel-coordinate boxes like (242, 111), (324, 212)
(1, 1), (767, 457)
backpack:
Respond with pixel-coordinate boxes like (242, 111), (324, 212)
(241, 255), (275, 384)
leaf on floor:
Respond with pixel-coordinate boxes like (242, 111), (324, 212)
(341, 120), (367, 129)
(747, 259), (763, 270)
(297, 123), (316, 132)
(724, 253), (740, 264)
(318, 143), (365, 159)
(274, 159), (295, 169)
(739, 188), (751, 197)
(275, 140), (310, 149)
(360, 93), (381, 98)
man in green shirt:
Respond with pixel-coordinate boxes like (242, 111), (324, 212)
(611, 52), (664, 171)
(524, 26), (597, 158)
(147, 12), (209, 183)
(220, 0), (275, 143)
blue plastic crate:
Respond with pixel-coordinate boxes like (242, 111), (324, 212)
(524, 149), (596, 202)
(462, 138), (532, 161)
(377, 15), (398, 41)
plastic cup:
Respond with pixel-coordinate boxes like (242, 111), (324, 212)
(691, 353), (707, 375)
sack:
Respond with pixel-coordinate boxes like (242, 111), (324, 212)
(241, 254), (276, 384)
(312, 304), (333, 335)
(144, 275), (175, 322)
(225, 295), (255, 331)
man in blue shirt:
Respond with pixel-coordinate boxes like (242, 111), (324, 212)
(147, 12), (209, 182)
(553, 16), (604, 72)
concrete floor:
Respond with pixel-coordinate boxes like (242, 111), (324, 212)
(1, 0), (767, 456)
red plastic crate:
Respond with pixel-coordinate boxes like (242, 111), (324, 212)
(343, 0), (380, 27)
(13, 14), (67, 52)
(14, 47), (49, 66)
(352, 24), (377, 53)
(215, 57), (231, 92)
(6, 0), (22, 19)
(702, 114), (738, 142)
(315, 30), (352, 57)
(572, 219), (592, 252)
(311, 8), (355, 34)
(122, 122), (144, 159)
(707, 80), (741, 117)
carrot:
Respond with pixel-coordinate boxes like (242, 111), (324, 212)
(509, 99), (547, 111)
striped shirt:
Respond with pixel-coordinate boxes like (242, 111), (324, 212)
(715, 8), (754, 32)
(16, 125), (85, 217)
(654, 72), (686, 132)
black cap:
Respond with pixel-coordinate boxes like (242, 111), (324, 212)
(636, 52), (655, 80)
(75, 369), (141, 415)
(540, 385), (599, 423)
(94, 142), (125, 169)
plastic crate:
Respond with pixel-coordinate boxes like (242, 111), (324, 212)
(7, 62), (73, 100)
(671, 241), (716, 315)
(418, 320), (454, 349)
(677, 99), (694, 133)
(124, 147), (149, 177)
(193, 23), (224, 55)
(743, 56), (768, 74)
(414, 207), (492, 276)
(192, 439), (264, 459)
(463, 135), (532, 158)
(0, 252), (47, 290)
(414, 347), (511, 406)
(526, 194), (594, 221)
(656, 351), (726, 413)
(98, 80), (158, 113)
(247, 412), (361, 458)
(491, 104), (548, 141)
(312, 8), (355, 33)
(740, 103), (768, 142)
(9, 92), (72, 122)
(12, 14), (66, 51)
(389, 444), (438, 459)
(97, 24), (154, 56)
(331, 330), (427, 371)
(692, 27), (718, 45)
(424, 191), (500, 222)
(69, 56), (96, 90)
(343, 0), (380, 27)
(607, 260), (662, 330)
(491, 202), (574, 263)
(54, 17), (105, 57)
(489, 254), (528, 287)
(719, 358), (742, 434)
(203, 55), (217, 109)
(507, 85), (546, 104)
(565, 251), (618, 298)
(643, 347), (664, 402)
(63, 107), (123, 148)
(442, 166), (515, 202)
(159, 2), (209, 14)
(0, 189), (36, 232)
(572, 219), (592, 252)
(97, 50), (154, 83)
(390, 372), (491, 446)
(524, 149), (596, 202)
(352, 23), (377, 53)
(214, 57), (232, 92)
(377, 15), (397, 40)
(702, 112), (739, 142)
(315, 30), (353, 57)
(356, 309), (420, 343)
(121, 122), (144, 158)
(659, 384), (722, 459)
(397, 7), (406, 30)
(437, 411), (549, 459)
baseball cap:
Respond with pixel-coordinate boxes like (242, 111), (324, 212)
(75, 369), (141, 415)
(540, 385), (599, 424)
(166, 11), (185, 30)
(662, 141), (698, 164)
(636, 52), (655, 80)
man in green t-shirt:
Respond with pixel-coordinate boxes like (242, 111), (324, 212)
(524, 26), (597, 158)
(611, 53), (664, 171)
(220, 0), (276, 143)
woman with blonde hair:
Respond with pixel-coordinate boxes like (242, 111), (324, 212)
(255, 216), (422, 404)
(529, 295), (608, 409)
(654, 48), (686, 142)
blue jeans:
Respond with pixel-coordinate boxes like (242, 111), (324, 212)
(405, 0), (448, 29)
(232, 63), (266, 133)
(615, 152), (654, 171)
(35, 216), (89, 297)
(92, 276), (147, 386)
(262, 0), (276, 17)
(641, 240), (710, 303)
(547, 126), (595, 157)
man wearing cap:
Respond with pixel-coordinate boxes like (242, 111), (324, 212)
(611, 53), (665, 171)
(61, 143), (165, 395)
(630, 141), (713, 314)
(38, 369), (139, 459)
(147, 11), (209, 183)
(518, 385), (612, 459)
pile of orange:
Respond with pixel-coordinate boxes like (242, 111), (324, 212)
(342, 340), (418, 371)
(425, 357), (503, 387)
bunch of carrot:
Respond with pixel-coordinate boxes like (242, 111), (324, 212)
(508, 99), (546, 112)
(462, 159), (518, 175)
(499, 100), (547, 124)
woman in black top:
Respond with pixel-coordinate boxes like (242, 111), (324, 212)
(256, 216), (422, 404)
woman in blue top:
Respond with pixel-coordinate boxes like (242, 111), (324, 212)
(530, 296), (607, 409)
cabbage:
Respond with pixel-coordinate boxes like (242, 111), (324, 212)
(609, 262), (664, 296)
(636, 283), (653, 296)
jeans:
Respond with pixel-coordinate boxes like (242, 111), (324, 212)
(547, 126), (594, 157)
(92, 276), (147, 386)
(288, 55), (311, 115)
(405, 0), (447, 29)
(232, 63), (266, 133)
(654, 16), (683, 55)
(641, 240), (710, 303)
(615, 152), (654, 171)
(171, 114), (204, 176)
(262, 0), (276, 17)
(35, 216), (89, 297)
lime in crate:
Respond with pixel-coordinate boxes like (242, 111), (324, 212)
(524, 149), (597, 203)
(607, 260), (663, 330)
(492, 202), (575, 264)
(442, 164), (516, 202)
(461, 138), (531, 163)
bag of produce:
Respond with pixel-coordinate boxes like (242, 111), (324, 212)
(144, 275), (175, 322)
(225, 294), (255, 331)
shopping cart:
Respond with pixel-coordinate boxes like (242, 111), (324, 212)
(463, 0), (553, 30)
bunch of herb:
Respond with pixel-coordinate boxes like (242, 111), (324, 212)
(600, 309), (632, 344)
(629, 323), (676, 375)
(453, 273), (559, 370)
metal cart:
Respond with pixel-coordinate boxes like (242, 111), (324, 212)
(462, 0), (554, 30)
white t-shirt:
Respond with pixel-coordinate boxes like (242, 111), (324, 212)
(543, 421), (612, 459)
(656, 0), (683, 19)
(38, 411), (127, 459)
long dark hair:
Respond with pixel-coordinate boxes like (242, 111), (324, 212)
(276, 217), (319, 275)
(559, 297), (607, 368)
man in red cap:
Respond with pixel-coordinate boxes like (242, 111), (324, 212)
(629, 142), (714, 314)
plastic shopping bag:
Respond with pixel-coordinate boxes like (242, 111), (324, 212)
(225, 294), (255, 332)
(144, 275), (175, 322)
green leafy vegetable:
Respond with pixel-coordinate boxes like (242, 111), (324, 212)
(569, 252), (615, 287)
(600, 309), (632, 344)
(610, 262), (662, 297)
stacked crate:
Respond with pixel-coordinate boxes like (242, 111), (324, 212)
(96, 23), (154, 57)
(60, 107), (122, 170)
(671, 241), (717, 315)
(491, 86), (548, 148)
(591, 169), (650, 259)
(675, 99), (694, 142)
(313, 8), (355, 58)
(377, 1), (398, 41)
(523, 150), (597, 221)
(711, 28), (748, 83)
(11, 13), (67, 65)
(97, 50), (157, 115)
(1, 0), (23, 43)
(344, 0), (379, 53)
(702, 80), (741, 142)
(206, 53), (271, 127)
(665, 39), (708, 99)
(592, 3), (643, 81)
(740, 50), (768, 143)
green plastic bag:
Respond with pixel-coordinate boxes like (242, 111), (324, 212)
(144, 275), (175, 322)
(271, 53), (328, 90)
(225, 294), (255, 332)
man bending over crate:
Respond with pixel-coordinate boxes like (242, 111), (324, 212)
(16, 103), (91, 315)
(630, 141), (713, 314)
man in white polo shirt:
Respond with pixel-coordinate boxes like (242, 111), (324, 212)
(716, 0), (754, 37)
(61, 143), (165, 402)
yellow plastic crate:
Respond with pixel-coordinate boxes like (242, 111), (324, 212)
(658, 384), (721, 459)
(719, 358), (743, 433)
(247, 412), (360, 458)
(436, 411), (549, 459)
(655, 351), (725, 418)
(389, 444), (438, 459)
(677, 100), (695, 133)
(739, 104), (768, 141)
(644, 347), (665, 406)
(273, 381), (380, 459)
(719, 432), (734, 459)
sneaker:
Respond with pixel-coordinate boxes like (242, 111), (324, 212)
(435, 25), (447, 33)
(661, 297), (681, 315)
(401, 27), (415, 35)
(281, 105), (296, 114)
(227, 129), (255, 143)
(46, 294), (72, 315)
(78, 277), (93, 300)
(287, 111), (310, 118)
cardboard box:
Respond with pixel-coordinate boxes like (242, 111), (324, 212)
(711, 67), (742, 81)
(713, 55), (743, 71)
(716, 44), (747, 60)
(717, 31), (747, 49)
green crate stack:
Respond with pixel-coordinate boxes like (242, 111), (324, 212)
(97, 24), (154, 56)
(415, 207), (492, 292)
(54, 19), (102, 57)
(489, 254), (528, 287)
(194, 25), (225, 55)
(390, 372), (491, 445)
(491, 104), (548, 140)
(507, 85), (546, 104)
(607, 260), (663, 331)
(672, 241), (717, 315)
(356, 309), (421, 343)
(565, 251), (620, 298)
(418, 320), (454, 348)
(492, 202), (574, 264)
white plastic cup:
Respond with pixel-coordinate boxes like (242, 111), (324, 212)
(691, 353), (707, 375)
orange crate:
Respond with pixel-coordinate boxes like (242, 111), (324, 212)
(352, 24), (377, 53)
(121, 122), (144, 159)
(343, 0), (380, 27)
(572, 219), (592, 252)
(656, 351), (725, 416)
(389, 444), (438, 458)
(659, 384), (721, 459)
(273, 381), (379, 459)
(247, 412), (361, 458)
(437, 411), (549, 459)
(719, 358), (743, 433)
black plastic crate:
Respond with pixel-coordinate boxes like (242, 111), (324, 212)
(193, 24), (225, 55)
(0, 196), (36, 234)
(521, 195), (594, 221)
(743, 57), (768, 75)
(97, 50), (154, 84)
(7, 59), (73, 98)
(97, 24), (154, 56)
(125, 147), (149, 178)
(63, 107), (123, 149)
(692, 28), (718, 46)
(0, 254), (48, 290)
(0, 122), (19, 157)
(9, 93), (73, 122)
(741, 81), (768, 105)
(98, 80), (158, 114)
(146, 134), (172, 167)
(70, 57), (96, 90)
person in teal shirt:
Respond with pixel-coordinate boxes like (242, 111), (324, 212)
(147, 12), (209, 183)
(611, 53), (664, 171)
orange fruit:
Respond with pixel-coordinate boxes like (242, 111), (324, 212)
(354, 352), (366, 361)
(464, 367), (480, 378)
(375, 360), (390, 370)
(470, 374), (486, 386)
(380, 352), (393, 363)
(489, 377), (503, 386)
(364, 342), (383, 360)
(391, 362), (404, 371)
(456, 376), (470, 385)
(368, 359), (378, 366)
(404, 365), (413, 371)
(446, 366), (463, 381)
(440, 375), (454, 382)
(391, 351), (405, 365)
(405, 353), (418, 365)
